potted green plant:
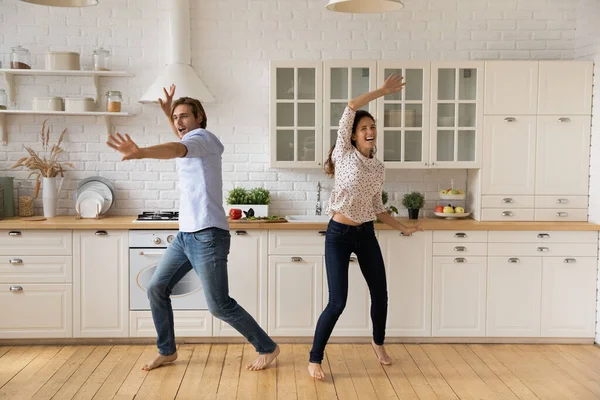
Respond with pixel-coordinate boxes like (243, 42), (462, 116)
(402, 191), (425, 220)
(381, 190), (398, 215)
(225, 186), (270, 217)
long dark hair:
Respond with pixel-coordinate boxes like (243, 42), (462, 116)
(324, 110), (375, 177)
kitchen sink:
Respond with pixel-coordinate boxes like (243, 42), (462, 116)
(285, 215), (331, 223)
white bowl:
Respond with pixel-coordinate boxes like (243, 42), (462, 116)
(434, 211), (471, 220)
(76, 191), (105, 218)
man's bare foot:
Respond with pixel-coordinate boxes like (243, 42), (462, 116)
(308, 362), (325, 380)
(246, 345), (280, 371)
(371, 340), (392, 365)
(141, 352), (178, 371)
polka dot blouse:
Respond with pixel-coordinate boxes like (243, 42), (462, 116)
(327, 106), (386, 224)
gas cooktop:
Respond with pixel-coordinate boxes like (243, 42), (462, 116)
(133, 211), (179, 222)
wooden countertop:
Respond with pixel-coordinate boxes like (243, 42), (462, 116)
(0, 216), (599, 231)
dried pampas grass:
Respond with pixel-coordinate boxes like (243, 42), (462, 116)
(11, 120), (74, 198)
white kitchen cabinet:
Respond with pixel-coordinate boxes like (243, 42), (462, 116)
(535, 115), (591, 197)
(268, 255), (323, 336)
(486, 257), (542, 337)
(430, 62), (484, 168)
(73, 230), (128, 338)
(0, 283), (72, 338)
(376, 62), (431, 168)
(0, 229), (72, 255)
(323, 254), (371, 337)
(538, 61), (593, 115)
(432, 256), (487, 337)
(484, 61), (538, 115)
(482, 116), (536, 195)
(270, 61), (322, 168)
(214, 229), (268, 337)
(379, 231), (433, 336)
(130, 310), (213, 338)
(323, 60), (377, 162)
(541, 256), (597, 337)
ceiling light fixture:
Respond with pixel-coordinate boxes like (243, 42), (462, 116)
(326, 0), (404, 13)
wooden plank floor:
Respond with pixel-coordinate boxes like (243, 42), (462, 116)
(2, 343), (600, 399)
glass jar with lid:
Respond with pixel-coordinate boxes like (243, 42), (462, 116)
(93, 47), (111, 71)
(10, 45), (31, 69)
(0, 89), (7, 110)
(106, 90), (122, 112)
(17, 180), (34, 217)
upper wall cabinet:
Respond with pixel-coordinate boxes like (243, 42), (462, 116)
(270, 61), (322, 168)
(430, 62), (484, 168)
(538, 61), (593, 115)
(484, 61), (538, 115)
(377, 62), (430, 168)
(323, 61), (377, 163)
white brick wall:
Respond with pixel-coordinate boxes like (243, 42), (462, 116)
(0, 0), (579, 218)
(576, 0), (600, 343)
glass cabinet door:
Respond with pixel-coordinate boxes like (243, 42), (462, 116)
(323, 61), (377, 162)
(270, 62), (322, 168)
(377, 62), (430, 168)
(430, 62), (483, 168)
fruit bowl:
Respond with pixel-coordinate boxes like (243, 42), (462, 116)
(439, 193), (466, 200)
(434, 212), (471, 220)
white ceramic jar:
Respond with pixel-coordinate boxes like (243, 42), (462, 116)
(32, 96), (64, 111)
(45, 52), (80, 70)
(65, 97), (95, 112)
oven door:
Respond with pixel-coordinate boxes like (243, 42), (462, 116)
(129, 249), (208, 310)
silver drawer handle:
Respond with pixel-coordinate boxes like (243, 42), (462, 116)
(504, 117), (516, 123)
(556, 212), (568, 217)
(508, 258), (520, 263)
(290, 257), (303, 262)
(234, 231), (247, 235)
(9, 258), (23, 265)
(454, 246), (466, 252)
(138, 251), (165, 256)
(8, 231), (22, 236)
(454, 258), (466, 263)
(9, 286), (23, 292)
(558, 117), (571, 123)
(349, 256), (357, 262)
(454, 233), (467, 238)
(317, 231), (326, 236)
(502, 211), (514, 217)
(537, 247), (549, 252)
(564, 258), (576, 264)
(400, 232), (412, 237)
(537, 233), (550, 238)
(502, 198), (513, 203)
(556, 198), (568, 204)
(95, 231), (108, 236)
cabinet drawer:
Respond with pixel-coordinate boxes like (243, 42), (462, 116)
(129, 310), (213, 337)
(481, 196), (534, 209)
(535, 195), (588, 209)
(433, 243), (487, 256)
(0, 283), (72, 338)
(488, 231), (598, 243)
(488, 243), (597, 257)
(481, 208), (534, 221)
(534, 209), (588, 222)
(0, 256), (72, 283)
(0, 230), (72, 256)
(433, 231), (487, 243)
(268, 231), (325, 255)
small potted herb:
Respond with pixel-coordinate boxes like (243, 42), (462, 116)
(402, 191), (425, 220)
(382, 190), (399, 215)
(226, 186), (270, 217)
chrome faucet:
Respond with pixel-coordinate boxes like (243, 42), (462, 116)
(316, 182), (322, 216)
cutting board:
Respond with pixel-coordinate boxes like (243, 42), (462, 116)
(228, 218), (288, 223)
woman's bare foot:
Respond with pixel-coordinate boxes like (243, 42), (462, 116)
(141, 352), (178, 371)
(246, 345), (280, 371)
(308, 362), (325, 380)
(371, 340), (392, 365)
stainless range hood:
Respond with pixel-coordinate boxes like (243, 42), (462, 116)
(140, 0), (214, 103)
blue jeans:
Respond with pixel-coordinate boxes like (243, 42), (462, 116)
(309, 220), (388, 363)
(147, 228), (277, 356)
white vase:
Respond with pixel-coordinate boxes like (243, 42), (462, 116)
(42, 177), (63, 218)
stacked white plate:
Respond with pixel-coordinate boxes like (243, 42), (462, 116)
(74, 176), (114, 218)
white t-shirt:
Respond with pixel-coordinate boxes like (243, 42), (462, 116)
(177, 128), (229, 233)
(327, 106), (386, 224)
